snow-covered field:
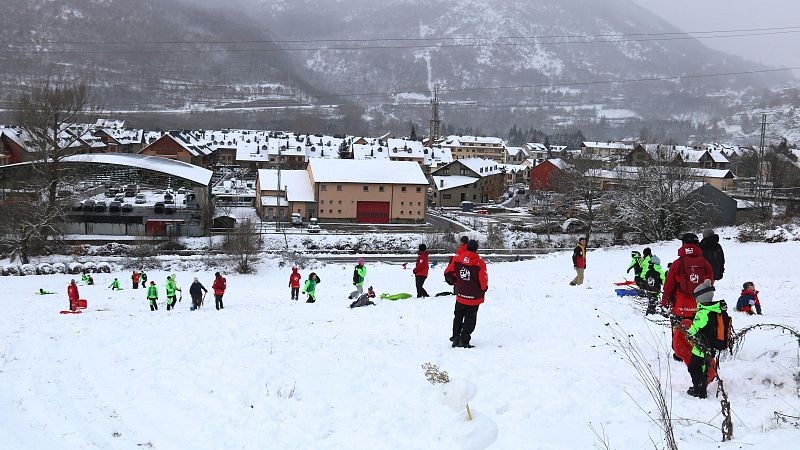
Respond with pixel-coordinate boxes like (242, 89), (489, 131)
(1, 241), (799, 449)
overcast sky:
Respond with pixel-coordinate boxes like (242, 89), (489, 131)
(633, 0), (800, 73)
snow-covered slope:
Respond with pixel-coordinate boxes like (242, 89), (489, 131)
(1, 241), (799, 449)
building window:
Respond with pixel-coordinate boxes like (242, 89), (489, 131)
(401, 210), (404, 215)
(336, 185), (342, 191)
(418, 202), (422, 206)
(401, 201), (405, 205)
(329, 209), (333, 213)
(379, 186), (385, 192)
(418, 211), (421, 215)
(321, 185), (327, 191)
(338, 200), (342, 204)
(338, 209), (341, 214)
(443, 194), (452, 200)
(363, 185), (369, 192)
(401, 186), (407, 192)
(416, 187), (422, 193)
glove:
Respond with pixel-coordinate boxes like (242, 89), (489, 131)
(626, 267), (631, 273)
(302, 291), (306, 295)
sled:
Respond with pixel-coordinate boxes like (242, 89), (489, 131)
(35, 291), (57, 295)
(614, 280), (636, 286)
(76, 299), (87, 309)
(60, 310), (82, 314)
(615, 288), (639, 298)
(380, 293), (413, 301)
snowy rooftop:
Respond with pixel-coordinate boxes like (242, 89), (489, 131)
(458, 158), (504, 177)
(582, 141), (633, 150)
(443, 135), (505, 147)
(308, 159), (428, 185)
(61, 153), (213, 185)
(432, 175), (478, 191)
(505, 146), (529, 157)
(257, 169), (315, 202)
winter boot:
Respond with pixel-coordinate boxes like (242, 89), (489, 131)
(687, 385), (707, 399)
(459, 336), (475, 349)
(672, 352), (682, 361)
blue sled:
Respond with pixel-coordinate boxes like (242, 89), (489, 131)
(615, 288), (639, 297)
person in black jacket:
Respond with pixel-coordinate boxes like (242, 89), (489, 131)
(189, 277), (208, 310)
(699, 229), (725, 280)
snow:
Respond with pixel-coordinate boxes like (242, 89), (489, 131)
(308, 159), (428, 185)
(456, 158), (503, 177)
(432, 175), (478, 191)
(61, 154), (214, 186)
(1, 241), (799, 449)
(256, 169), (315, 202)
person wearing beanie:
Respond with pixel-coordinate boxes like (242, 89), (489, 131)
(349, 258), (367, 300)
(699, 228), (725, 281)
(289, 267), (302, 301)
(414, 243), (430, 298)
(456, 236), (469, 255)
(685, 279), (726, 398)
(662, 235), (714, 366)
(67, 279), (80, 312)
(444, 239), (488, 348)
(570, 237), (588, 286)
(212, 272), (227, 310)
(736, 282), (762, 315)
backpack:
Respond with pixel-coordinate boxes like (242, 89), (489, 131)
(678, 257), (711, 295)
(703, 304), (733, 351)
(353, 269), (359, 284)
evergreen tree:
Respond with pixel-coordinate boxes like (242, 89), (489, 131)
(410, 124), (418, 141)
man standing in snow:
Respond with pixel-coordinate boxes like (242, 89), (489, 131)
(414, 244), (430, 298)
(67, 279), (80, 311)
(699, 228), (725, 281)
(212, 272), (226, 310)
(189, 277), (207, 310)
(445, 239), (488, 349)
(349, 258), (367, 299)
(456, 236), (469, 256)
(569, 237), (587, 286)
(662, 233), (714, 367)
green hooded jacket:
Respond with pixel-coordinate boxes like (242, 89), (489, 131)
(147, 285), (158, 301)
(688, 301), (723, 357)
(109, 279), (121, 290)
(303, 278), (317, 297)
(355, 266), (366, 286)
(166, 277), (180, 297)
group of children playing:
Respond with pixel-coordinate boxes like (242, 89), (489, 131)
(288, 258), (377, 308)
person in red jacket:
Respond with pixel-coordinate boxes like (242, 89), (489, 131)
(67, 279), (80, 311)
(444, 239), (488, 348)
(414, 244), (430, 298)
(289, 267), (302, 301)
(456, 235), (469, 255)
(569, 237), (587, 286)
(662, 233), (715, 374)
(212, 272), (227, 310)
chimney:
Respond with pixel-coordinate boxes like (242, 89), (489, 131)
(440, 179), (444, 187)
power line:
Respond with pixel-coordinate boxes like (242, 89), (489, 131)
(4, 25), (800, 46)
(2, 30), (800, 55)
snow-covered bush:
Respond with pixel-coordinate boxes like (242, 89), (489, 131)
(88, 243), (131, 257)
(96, 262), (112, 273)
(52, 263), (66, 274)
(82, 262), (97, 273)
(2, 265), (19, 276)
(37, 263), (54, 275)
(68, 262), (84, 274)
(19, 264), (37, 276)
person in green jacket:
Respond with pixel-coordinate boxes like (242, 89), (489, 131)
(640, 248), (666, 286)
(626, 250), (643, 282)
(108, 278), (122, 291)
(303, 272), (320, 303)
(165, 274), (181, 310)
(81, 272), (92, 284)
(147, 281), (159, 311)
(686, 279), (724, 399)
(348, 258), (367, 299)
(140, 272), (148, 288)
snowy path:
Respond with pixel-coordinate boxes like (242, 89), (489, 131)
(1, 241), (799, 449)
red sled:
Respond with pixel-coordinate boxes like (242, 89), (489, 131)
(614, 281), (636, 286)
(76, 299), (87, 309)
(60, 310), (82, 314)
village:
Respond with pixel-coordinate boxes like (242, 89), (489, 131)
(1, 118), (795, 241)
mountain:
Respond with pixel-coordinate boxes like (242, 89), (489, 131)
(0, 0), (322, 111)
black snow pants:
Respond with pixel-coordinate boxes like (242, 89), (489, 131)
(291, 287), (300, 300)
(415, 276), (429, 298)
(215, 294), (224, 310)
(688, 351), (713, 397)
(452, 302), (480, 346)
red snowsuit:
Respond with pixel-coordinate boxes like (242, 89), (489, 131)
(67, 283), (80, 310)
(414, 251), (429, 277)
(662, 243), (716, 380)
(212, 276), (227, 295)
(289, 268), (302, 288)
(445, 250), (488, 306)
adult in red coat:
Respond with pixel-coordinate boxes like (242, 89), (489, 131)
(662, 233), (716, 379)
(455, 235), (469, 255)
(445, 240), (488, 348)
(414, 244), (430, 298)
(67, 279), (80, 311)
(212, 272), (227, 310)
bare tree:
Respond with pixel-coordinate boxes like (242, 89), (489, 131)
(221, 217), (262, 274)
(0, 199), (65, 263)
(555, 159), (608, 240)
(12, 79), (100, 207)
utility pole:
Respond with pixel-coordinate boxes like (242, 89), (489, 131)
(756, 113), (770, 218)
(429, 83), (442, 143)
(276, 139), (282, 232)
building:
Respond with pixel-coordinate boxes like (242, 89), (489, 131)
(431, 158), (505, 206)
(505, 146), (530, 164)
(255, 159), (428, 223)
(530, 159), (570, 192)
(0, 129), (30, 165)
(441, 135), (506, 162)
(309, 159), (428, 223)
(138, 131), (213, 166)
(581, 141), (634, 158)
(686, 184), (738, 226)
(525, 142), (549, 160)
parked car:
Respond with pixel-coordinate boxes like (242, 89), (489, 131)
(165, 204), (176, 215)
(104, 189), (116, 198)
(154, 202), (165, 214)
(71, 202), (84, 212)
(124, 184), (138, 197)
(291, 213), (303, 226)
(460, 201), (475, 212)
(121, 203), (133, 213)
(134, 193), (147, 204)
(94, 201), (107, 213)
(163, 192), (175, 204)
(177, 187), (186, 195)
(109, 201), (121, 213)
(82, 200), (96, 212)
(307, 217), (321, 233)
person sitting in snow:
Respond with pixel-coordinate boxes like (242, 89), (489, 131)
(86, 274), (94, 285)
(81, 272), (92, 285)
(350, 286), (376, 308)
(303, 272), (321, 303)
(108, 278), (122, 291)
(736, 282), (762, 315)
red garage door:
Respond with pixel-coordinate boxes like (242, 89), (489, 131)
(357, 201), (390, 223)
